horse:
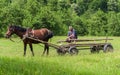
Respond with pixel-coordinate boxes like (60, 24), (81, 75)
(5, 25), (53, 56)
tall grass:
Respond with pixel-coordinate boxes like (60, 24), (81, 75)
(0, 36), (120, 75)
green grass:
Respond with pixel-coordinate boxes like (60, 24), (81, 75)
(0, 36), (120, 75)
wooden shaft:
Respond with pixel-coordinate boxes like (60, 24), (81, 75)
(27, 37), (60, 49)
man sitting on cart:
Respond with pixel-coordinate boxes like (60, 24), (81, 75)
(66, 26), (77, 42)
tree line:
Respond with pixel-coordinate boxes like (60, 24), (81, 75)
(0, 0), (120, 37)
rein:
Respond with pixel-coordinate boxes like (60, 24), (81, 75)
(9, 38), (15, 42)
(9, 38), (22, 43)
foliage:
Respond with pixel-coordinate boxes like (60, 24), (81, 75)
(0, 0), (120, 36)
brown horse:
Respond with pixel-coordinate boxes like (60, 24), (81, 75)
(5, 25), (53, 56)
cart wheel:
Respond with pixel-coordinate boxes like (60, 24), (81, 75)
(57, 48), (66, 55)
(69, 46), (78, 55)
(103, 44), (113, 53)
(90, 46), (99, 53)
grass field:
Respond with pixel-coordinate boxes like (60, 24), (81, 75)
(0, 36), (120, 75)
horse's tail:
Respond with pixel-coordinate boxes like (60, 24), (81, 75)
(46, 30), (54, 39)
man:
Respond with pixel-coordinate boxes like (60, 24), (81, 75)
(66, 26), (77, 42)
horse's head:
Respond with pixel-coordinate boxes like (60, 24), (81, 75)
(5, 25), (15, 38)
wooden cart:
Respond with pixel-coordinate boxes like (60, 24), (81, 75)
(57, 38), (113, 55)
(27, 37), (113, 55)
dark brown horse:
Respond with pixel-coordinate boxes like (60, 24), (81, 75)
(5, 25), (53, 56)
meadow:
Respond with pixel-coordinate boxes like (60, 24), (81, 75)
(0, 36), (120, 75)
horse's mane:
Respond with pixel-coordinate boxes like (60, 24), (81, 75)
(13, 25), (27, 32)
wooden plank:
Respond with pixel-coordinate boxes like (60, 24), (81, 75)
(58, 39), (113, 43)
(61, 43), (111, 47)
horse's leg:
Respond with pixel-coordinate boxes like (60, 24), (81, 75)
(45, 39), (49, 55)
(46, 44), (49, 55)
(24, 43), (27, 56)
(43, 44), (49, 55)
(29, 43), (34, 56)
(42, 44), (46, 55)
(42, 39), (49, 55)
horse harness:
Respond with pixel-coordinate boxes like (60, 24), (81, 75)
(22, 28), (36, 40)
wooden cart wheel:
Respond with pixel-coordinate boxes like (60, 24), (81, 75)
(68, 46), (78, 55)
(57, 48), (66, 55)
(90, 46), (99, 53)
(103, 44), (113, 53)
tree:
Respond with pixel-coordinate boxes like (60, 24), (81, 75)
(107, 12), (120, 36)
(107, 0), (119, 12)
(86, 10), (107, 36)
